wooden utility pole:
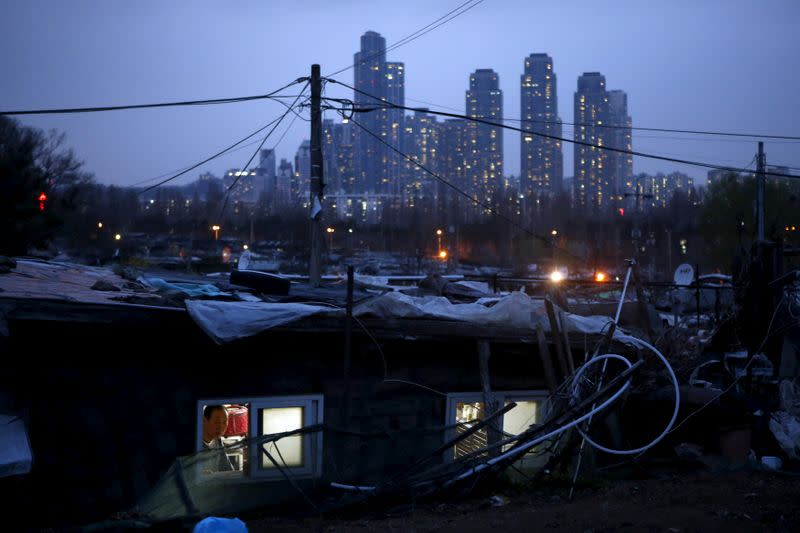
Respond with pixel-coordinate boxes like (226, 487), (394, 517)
(756, 141), (766, 242)
(309, 65), (324, 286)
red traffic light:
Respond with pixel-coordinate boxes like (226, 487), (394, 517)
(38, 192), (48, 212)
(618, 207), (625, 216)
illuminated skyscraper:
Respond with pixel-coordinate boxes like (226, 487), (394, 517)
(352, 31), (405, 195)
(520, 54), (563, 198)
(465, 69), (503, 207)
(573, 72), (611, 211)
(607, 90), (632, 198)
(402, 109), (440, 208)
(293, 140), (311, 200)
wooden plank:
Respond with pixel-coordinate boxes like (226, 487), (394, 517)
(535, 324), (558, 393)
(544, 297), (569, 378)
(559, 310), (576, 374)
(478, 340), (501, 457)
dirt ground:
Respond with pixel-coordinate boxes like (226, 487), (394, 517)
(247, 470), (798, 533)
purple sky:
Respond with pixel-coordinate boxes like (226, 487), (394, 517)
(2, 0), (799, 187)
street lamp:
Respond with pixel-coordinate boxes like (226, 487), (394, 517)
(326, 227), (335, 251)
(114, 233), (122, 241)
(436, 229), (443, 252)
(211, 225), (221, 241)
(97, 221), (103, 229)
(551, 229), (558, 236)
(438, 249), (448, 260)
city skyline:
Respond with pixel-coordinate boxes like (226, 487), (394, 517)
(2, 0), (798, 188)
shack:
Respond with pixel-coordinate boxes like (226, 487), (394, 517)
(0, 259), (641, 528)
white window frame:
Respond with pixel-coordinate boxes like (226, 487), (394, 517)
(196, 394), (324, 480)
(444, 390), (549, 462)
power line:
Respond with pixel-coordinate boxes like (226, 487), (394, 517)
(326, 79), (800, 180)
(129, 134), (275, 188)
(0, 79), (306, 116)
(137, 114), (287, 196)
(344, 113), (589, 265)
(380, 95), (800, 142)
(219, 83), (310, 219)
(325, 0), (487, 78)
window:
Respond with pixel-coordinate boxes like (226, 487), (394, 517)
(445, 391), (548, 464)
(197, 395), (323, 480)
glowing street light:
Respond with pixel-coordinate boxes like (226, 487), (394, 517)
(114, 233), (122, 241)
(595, 272), (607, 282)
(243, 244), (249, 250)
(436, 228), (443, 252)
(326, 227), (335, 251)
(438, 249), (448, 260)
(97, 221), (103, 229)
(551, 229), (558, 236)
(211, 225), (221, 240)
(549, 270), (564, 283)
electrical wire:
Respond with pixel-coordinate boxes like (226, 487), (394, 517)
(0, 79), (306, 116)
(325, 0), (488, 78)
(218, 83), (310, 219)
(345, 113), (592, 265)
(137, 114), (287, 196)
(402, 96), (800, 142)
(325, 80), (800, 180)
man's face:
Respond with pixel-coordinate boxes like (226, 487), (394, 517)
(204, 408), (229, 440)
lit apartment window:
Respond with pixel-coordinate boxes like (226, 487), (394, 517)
(444, 391), (548, 462)
(197, 395), (323, 479)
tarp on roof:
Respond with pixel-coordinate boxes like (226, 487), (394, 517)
(186, 290), (623, 344)
(186, 300), (341, 344)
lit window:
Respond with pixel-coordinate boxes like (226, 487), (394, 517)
(197, 395), (323, 480)
(445, 391), (548, 465)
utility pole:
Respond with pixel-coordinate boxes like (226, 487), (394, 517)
(309, 64), (324, 286)
(756, 141), (766, 242)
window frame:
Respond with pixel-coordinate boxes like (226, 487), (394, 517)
(444, 390), (549, 462)
(196, 394), (324, 481)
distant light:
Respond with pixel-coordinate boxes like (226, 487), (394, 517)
(211, 225), (221, 231)
(326, 227), (335, 233)
(348, 228), (353, 233)
(114, 233), (122, 241)
(150, 199), (155, 204)
(618, 208), (625, 216)
(438, 250), (448, 260)
(436, 229), (443, 236)
(550, 270), (564, 283)
(793, 226), (797, 231)
(550, 229), (558, 236)
(243, 244), (249, 250)
(595, 272), (606, 282)
(615, 276), (620, 281)
(97, 222), (103, 229)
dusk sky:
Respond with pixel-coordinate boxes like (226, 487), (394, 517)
(2, 0), (799, 187)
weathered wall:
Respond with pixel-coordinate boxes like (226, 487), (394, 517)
(1, 310), (547, 527)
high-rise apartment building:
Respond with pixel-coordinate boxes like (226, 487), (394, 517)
(574, 72), (611, 211)
(465, 69), (503, 206)
(520, 54), (563, 198)
(352, 31), (405, 194)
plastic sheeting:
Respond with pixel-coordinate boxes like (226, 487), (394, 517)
(138, 277), (228, 298)
(354, 290), (547, 329)
(185, 290), (625, 344)
(186, 300), (340, 344)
